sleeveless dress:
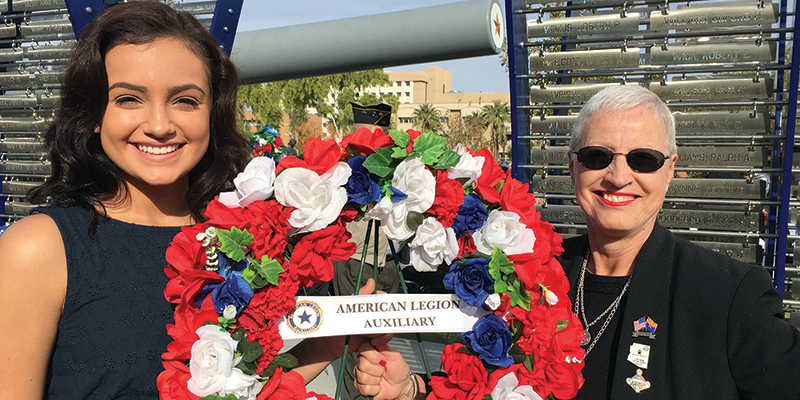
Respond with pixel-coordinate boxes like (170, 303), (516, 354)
(36, 206), (182, 399)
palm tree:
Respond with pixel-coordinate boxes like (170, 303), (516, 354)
(482, 100), (511, 160)
(411, 103), (444, 134)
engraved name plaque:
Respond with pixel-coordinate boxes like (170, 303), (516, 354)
(0, 118), (47, 131)
(5, 201), (37, 215)
(0, 72), (30, 86)
(2, 180), (41, 195)
(649, 42), (776, 65)
(531, 83), (619, 103)
(0, 138), (45, 152)
(527, 13), (640, 38)
(11, 0), (67, 12)
(650, 77), (771, 101)
(673, 111), (769, 134)
(693, 241), (759, 263)
(531, 146), (569, 164)
(530, 115), (576, 133)
(27, 44), (74, 60)
(0, 25), (17, 39)
(650, 3), (779, 31)
(39, 95), (60, 108)
(19, 20), (73, 36)
(0, 160), (51, 174)
(530, 48), (640, 71)
(538, 204), (760, 231)
(677, 147), (766, 167)
(532, 175), (763, 199)
(0, 95), (38, 109)
(173, 0), (216, 14)
(34, 71), (62, 84)
(0, 48), (24, 62)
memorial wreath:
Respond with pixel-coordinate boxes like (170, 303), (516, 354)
(157, 126), (585, 400)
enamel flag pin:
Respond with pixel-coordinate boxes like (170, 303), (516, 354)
(632, 316), (657, 339)
(626, 369), (651, 393)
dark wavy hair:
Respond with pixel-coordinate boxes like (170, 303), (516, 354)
(28, 1), (249, 223)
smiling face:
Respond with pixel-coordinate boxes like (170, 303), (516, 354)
(99, 37), (211, 196)
(569, 105), (677, 241)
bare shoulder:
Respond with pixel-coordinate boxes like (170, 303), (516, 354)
(0, 213), (66, 399)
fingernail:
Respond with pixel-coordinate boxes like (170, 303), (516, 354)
(379, 360), (387, 367)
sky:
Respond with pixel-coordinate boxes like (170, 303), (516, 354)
(234, 0), (511, 94)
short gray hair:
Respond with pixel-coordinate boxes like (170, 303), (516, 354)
(569, 85), (676, 155)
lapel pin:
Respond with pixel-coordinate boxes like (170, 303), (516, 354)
(632, 316), (658, 339)
(626, 369), (652, 393)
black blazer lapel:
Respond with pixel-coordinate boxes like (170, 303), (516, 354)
(609, 224), (676, 399)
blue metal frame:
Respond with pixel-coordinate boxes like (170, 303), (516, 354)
(210, 0), (244, 56)
(63, 0), (106, 39)
(505, 0), (530, 183)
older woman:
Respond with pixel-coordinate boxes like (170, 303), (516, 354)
(562, 85), (800, 398)
(353, 85), (800, 400)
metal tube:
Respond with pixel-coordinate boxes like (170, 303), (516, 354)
(231, 0), (504, 83)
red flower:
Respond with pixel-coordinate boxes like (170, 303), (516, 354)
(203, 197), (252, 230)
(499, 178), (540, 228)
(163, 297), (219, 362)
(245, 199), (294, 260)
(257, 368), (307, 400)
(340, 127), (393, 155)
(428, 343), (489, 400)
(456, 233), (477, 260)
(427, 170), (465, 227)
(475, 148), (506, 204)
(157, 361), (196, 400)
(405, 129), (422, 153)
(276, 137), (345, 175)
(338, 205), (359, 224)
(289, 224), (356, 287)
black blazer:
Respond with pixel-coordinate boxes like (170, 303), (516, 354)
(561, 224), (800, 399)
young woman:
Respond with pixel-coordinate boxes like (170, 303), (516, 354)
(0, 2), (357, 398)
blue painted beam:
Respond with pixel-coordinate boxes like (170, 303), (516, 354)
(210, 0), (243, 56)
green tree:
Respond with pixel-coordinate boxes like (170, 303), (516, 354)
(236, 83), (282, 136)
(412, 103), (444, 134)
(482, 100), (511, 160)
(314, 70), (396, 137)
(445, 110), (490, 151)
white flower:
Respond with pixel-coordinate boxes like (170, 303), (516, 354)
(485, 293), (502, 310)
(448, 144), (485, 185)
(491, 372), (543, 400)
(408, 217), (459, 272)
(223, 304), (237, 320)
(274, 162), (350, 233)
(187, 326), (263, 399)
(219, 157), (277, 208)
(540, 284), (558, 306)
(366, 157), (435, 241)
(473, 210), (535, 256)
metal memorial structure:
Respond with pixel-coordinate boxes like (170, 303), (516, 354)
(504, 0), (800, 313)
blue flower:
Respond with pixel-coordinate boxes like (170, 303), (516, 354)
(461, 313), (514, 368)
(346, 156), (382, 205)
(443, 258), (493, 307)
(451, 194), (488, 237)
(197, 254), (254, 316)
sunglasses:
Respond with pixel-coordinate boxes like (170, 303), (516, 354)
(575, 146), (670, 173)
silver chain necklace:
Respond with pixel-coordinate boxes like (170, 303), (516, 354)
(573, 248), (632, 356)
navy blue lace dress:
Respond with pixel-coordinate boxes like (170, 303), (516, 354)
(36, 206), (181, 399)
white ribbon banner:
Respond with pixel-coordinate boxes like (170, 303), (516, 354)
(278, 294), (489, 340)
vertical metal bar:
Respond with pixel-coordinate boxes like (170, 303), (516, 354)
(373, 221), (379, 293)
(775, 0), (799, 297)
(210, 0), (243, 56)
(506, 0), (530, 182)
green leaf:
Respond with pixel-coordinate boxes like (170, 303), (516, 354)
(488, 247), (515, 294)
(245, 256), (284, 289)
(200, 394), (238, 400)
(230, 327), (248, 342)
(236, 360), (257, 375)
(391, 146), (408, 159)
(260, 364), (277, 378)
(508, 278), (532, 311)
(363, 147), (396, 178)
(433, 148), (461, 170)
(523, 351), (535, 372)
(389, 129), (410, 148)
(238, 340), (263, 363)
(216, 227), (253, 262)
(405, 211), (425, 233)
(411, 131), (447, 165)
(509, 344), (526, 364)
(556, 320), (570, 332)
(272, 353), (299, 369)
